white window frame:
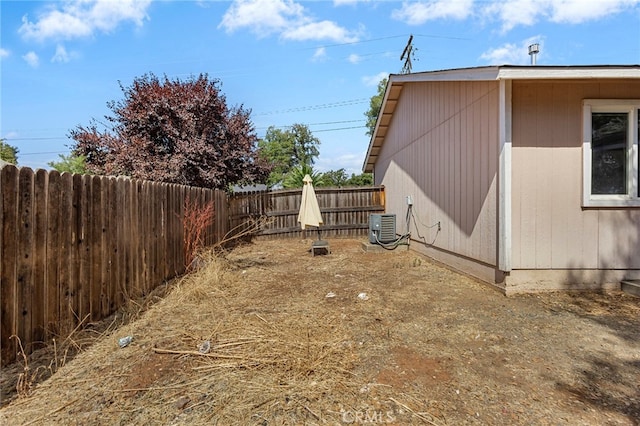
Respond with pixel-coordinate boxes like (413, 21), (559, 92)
(582, 99), (640, 207)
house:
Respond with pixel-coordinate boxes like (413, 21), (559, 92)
(364, 65), (640, 294)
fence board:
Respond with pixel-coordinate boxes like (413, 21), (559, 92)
(32, 169), (48, 347)
(45, 171), (61, 338)
(90, 176), (102, 322)
(78, 174), (91, 322)
(70, 174), (82, 327)
(17, 168), (35, 352)
(1, 166), (19, 361)
(58, 173), (73, 336)
(108, 177), (119, 308)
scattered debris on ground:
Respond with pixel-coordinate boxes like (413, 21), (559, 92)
(1, 239), (639, 425)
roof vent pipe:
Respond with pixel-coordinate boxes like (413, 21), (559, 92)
(528, 43), (540, 65)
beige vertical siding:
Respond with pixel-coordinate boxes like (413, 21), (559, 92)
(374, 80), (500, 268)
(511, 80), (640, 271)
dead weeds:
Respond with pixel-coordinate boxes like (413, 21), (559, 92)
(1, 238), (639, 425)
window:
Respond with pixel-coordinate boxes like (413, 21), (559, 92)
(583, 100), (640, 207)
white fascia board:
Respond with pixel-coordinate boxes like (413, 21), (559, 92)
(390, 66), (501, 83)
(390, 65), (640, 83)
(497, 67), (640, 80)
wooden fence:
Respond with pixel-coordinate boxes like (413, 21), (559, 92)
(229, 186), (385, 239)
(0, 165), (384, 366)
(0, 165), (227, 365)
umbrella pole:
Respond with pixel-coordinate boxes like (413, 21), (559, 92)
(317, 228), (321, 241)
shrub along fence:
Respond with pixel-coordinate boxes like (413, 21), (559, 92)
(1, 164), (385, 366)
(0, 165), (227, 365)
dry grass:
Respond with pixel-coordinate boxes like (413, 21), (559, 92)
(1, 239), (639, 425)
(0, 245), (384, 425)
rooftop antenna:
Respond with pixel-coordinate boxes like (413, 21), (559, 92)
(528, 43), (540, 65)
(400, 34), (415, 74)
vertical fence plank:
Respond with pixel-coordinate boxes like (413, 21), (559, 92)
(32, 169), (48, 347)
(1, 165), (19, 364)
(150, 184), (161, 294)
(100, 176), (111, 317)
(115, 177), (126, 300)
(68, 174), (83, 328)
(78, 174), (91, 322)
(159, 183), (168, 282)
(122, 178), (132, 300)
(141, 180), (150, 296)
(107, 177), (118, 311)
(177, 185), (186, 272)
(131, 179), (141, 297)
(16, 167), (35, 353)
(174, 185), (181, 273)
(58, 173), (73, 336)
(45, 171), (61, 340)
(90, 175), (103, 321)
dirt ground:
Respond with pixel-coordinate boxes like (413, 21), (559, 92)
(1, 238), (639, 425)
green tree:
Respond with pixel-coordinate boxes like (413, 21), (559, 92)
(48, 152), (88, 174)
(346, 172), (373, 186)
(364, 77), (388, 137)
(258, 123), (320, 187)
(320, 168), (349, 187)
(282, 164), (326, 189)
(0, 139), (19, 165)
(319, 169), (373, 187)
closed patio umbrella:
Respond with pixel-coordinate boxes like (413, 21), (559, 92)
(298, 174), (328, 256)
(298, 174), (323, 236)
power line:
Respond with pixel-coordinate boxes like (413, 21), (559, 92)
(254, 98), (368, 116)
(312, 125), (366, 133)
(305, 34), (409, 50)
(256, 119), (365, 130)
(306, 33), (470, 51)
(4, 137), (70, 142)
(19, 151), (68, 156)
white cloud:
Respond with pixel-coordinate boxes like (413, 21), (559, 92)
(549, 0), (639, 23)
(283, 20), (359, 42)
(2, 131), (19, 140)
(480, 36), (543, 65)
(347, 53), (361, 64)
(362, 71), (388, 87)
(312, 47), (327, 62)
(0, 48), (9, 58)
(481, 0), (540, 32)
(392, 0), (474, 25)
(23, 51), (40, 68)
(220, 0), (359, 42)
(219, 0), (304, 37)
(19, 0), (151, 42)
(51, 44), (71, 63)
(483, 0), (640, 33)
(316, 152), (366, 175)
(333, 0), (371, 5)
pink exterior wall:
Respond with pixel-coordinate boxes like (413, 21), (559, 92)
(509, 80), (640, 291)
(374, 80), (501, 283)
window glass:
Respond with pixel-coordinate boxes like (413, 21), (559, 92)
(591, 112), (627, 195)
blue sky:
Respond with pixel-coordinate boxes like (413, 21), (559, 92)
(2, 0), (640, 175)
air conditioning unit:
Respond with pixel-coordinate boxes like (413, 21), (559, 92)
(369, 214), (396, 244)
